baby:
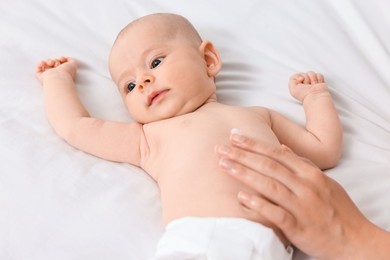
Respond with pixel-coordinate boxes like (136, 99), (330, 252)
(36, 13), (342, 260)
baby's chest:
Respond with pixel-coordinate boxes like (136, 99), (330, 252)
(143, 108), (276, 173)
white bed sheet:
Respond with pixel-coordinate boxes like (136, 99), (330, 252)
(1, 0), (389, 259)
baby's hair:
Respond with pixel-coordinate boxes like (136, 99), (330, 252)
(115, 13), (203, 46)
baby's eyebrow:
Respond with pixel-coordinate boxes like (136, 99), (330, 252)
(140, 44), (164, 59)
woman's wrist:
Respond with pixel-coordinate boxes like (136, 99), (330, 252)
(321, 220), (388, 260)
(355, 224), (390, 260)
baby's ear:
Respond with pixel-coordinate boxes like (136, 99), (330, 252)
(199, 40), (222, 77)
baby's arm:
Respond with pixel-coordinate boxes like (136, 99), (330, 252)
(36, 57), (143, 165)
(270, 72), (342, 169)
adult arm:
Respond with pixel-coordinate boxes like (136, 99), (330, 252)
(215, 130), (390, 260)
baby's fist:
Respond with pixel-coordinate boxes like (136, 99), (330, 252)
(288, 71), (328, 102)
(36, 57), (77, 84)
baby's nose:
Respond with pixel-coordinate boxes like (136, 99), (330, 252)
(137, 75), (153, 91)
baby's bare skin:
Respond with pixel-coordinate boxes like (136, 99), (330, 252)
(37, 14), (342, 246)
(142, 102), (280, 224)
(37, 56), (281, 224)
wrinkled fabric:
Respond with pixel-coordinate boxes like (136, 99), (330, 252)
(153, 217), (293, 260)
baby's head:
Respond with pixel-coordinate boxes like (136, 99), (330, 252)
(109, 13), (221, 124)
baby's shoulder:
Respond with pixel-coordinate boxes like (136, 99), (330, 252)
(247, 105), (270, 112)
(236, 105), (271, 117)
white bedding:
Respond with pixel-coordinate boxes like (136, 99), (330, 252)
(1, 1), (389, 259)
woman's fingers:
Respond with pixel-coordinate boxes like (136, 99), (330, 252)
(216, 130), (381, 260)
(216, 140), (304, 190)
(229, 129), (322, 180)
(216, 144), (301, 215)
(237, 190), (296, 232)
(216, 129), (329, 223)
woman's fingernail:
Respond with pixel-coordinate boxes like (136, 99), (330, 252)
(219, 159), (238, 174)
(216, 144), (231, 155)
(231, 128), (246, 144)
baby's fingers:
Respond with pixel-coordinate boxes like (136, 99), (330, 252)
(36, 60), (51, 73)
(316, 73), (324, 83)
(307, 71), (318, 84)
(289, 73), (304, 84)
(302, 71), (325, 84)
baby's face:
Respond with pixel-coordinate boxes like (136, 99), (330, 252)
(109, 19), (217, 124)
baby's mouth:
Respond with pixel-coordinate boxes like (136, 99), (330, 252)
(148, 89), (169, 106)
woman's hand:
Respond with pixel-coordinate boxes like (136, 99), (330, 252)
(215, 129), (389, 260)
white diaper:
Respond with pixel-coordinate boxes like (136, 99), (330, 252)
(153, 217), (293, 260)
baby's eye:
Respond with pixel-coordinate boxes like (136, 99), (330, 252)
(151, 57), (164, 69)
(127, 82), (136, 92)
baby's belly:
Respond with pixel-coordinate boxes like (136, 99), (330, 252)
(156, 165), (265, 226)
(142, 105), (282, 227)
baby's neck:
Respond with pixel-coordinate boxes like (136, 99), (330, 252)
(198, 95), (219, 109)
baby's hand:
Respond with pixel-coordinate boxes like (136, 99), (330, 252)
(36, 57), (77, 84)
(288, 71), (329, 102)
